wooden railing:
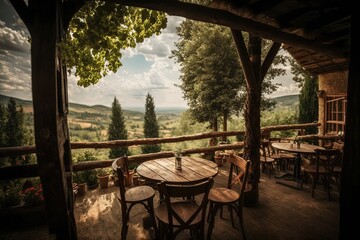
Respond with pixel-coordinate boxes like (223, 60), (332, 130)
(1, 122), (341, 181)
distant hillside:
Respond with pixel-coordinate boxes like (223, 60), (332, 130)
(0, 94), (143, 117)
(272, 94), (299, 107)
(1, 93), (298, 115)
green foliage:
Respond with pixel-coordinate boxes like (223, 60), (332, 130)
(299, 76), (318, 134)
(75, 151), (98, 186)
(0, 97), (31, 166)
(290, 58), (318, 134)
(171, 20), (245, 129)
(108, 97), (129, 158)
(4, 97), (24, 148)
(0, 183), (22, 208)
(142, 93), (161, 153)
(60, 1), (167, 86)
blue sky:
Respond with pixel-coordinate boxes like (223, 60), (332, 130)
(0, 0), (299, 109)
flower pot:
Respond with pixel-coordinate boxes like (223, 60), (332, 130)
(215, 156), (223, 167)
(77, 183), (86, 196)
(97, 174), (109, 189)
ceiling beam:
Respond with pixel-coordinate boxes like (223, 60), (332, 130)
(116, 0), (348, 58)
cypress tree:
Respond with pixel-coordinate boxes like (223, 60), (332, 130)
(108, 97), (128, 158)
(142, 93), (161, 153)
(299, 75), (319, 134)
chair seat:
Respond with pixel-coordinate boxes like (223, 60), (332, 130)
(155, 201), (202, 226)
(123, 185), (155, 203)
(260, 156), (275, 163)
(208, 187), (239, 203)
(279, 153), (296, 159)
(333, 166), (342, 173)
(303, 165), (327, 174)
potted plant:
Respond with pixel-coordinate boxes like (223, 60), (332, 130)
(97, 169), (110, 189)
(214, 151), (223, 167)
(73, 172), (86, 196)
(83, 169), (98, 189)
(75, 151), (98, 189)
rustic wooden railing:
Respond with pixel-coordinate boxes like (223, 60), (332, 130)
(1, 122), (343, 181)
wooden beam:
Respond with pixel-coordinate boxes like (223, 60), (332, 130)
(0, 164), (39, 180)
(116, 0), (347, 58)
(231, 30), (254, 90)
(260, 42), (281, 81)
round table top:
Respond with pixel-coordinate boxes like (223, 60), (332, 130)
(136, 156), (218, 184)
(271, 142), (324, 154)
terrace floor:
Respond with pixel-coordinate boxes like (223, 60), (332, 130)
(0, 161), (339, 240)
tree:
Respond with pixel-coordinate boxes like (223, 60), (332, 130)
(231, 31), (286, 204)
(290, 58), (318, 134)
(108, 97), (129, 158)
(142, 93), (161, 153)
(172, 20), (245, 138)
(172, 21), (281, 143)
(1, 98), (25, 166)
(60, 1), (167, 87)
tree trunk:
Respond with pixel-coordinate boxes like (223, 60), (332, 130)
(222, 112), (228, 142)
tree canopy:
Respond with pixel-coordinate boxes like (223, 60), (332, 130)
(61, 1), (167, 87)
(171, 20), (284, 131)
(171, 20), (245, 130)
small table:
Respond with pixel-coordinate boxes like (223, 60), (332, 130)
(136, 156), (219, 185)
(271, 142), (324, 189)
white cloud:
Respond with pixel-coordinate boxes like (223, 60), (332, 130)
(0, 10), (298, 109)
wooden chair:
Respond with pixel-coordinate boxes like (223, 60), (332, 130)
(260, 140), (276, 178)
(269, 138), (296, 171)
(332, 142), (344, 189)
(112, 157), (157, 240)
(155, 177), (214, 240)
(300, 149), (341, 200)
(207, 154), (251, 240)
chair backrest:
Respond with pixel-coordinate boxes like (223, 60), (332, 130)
(315, 148), (341, 173)
(260, 140), (272, 159)
(112, 156), (129, 210)
(227, 154), (251, 197)
(157, 177), (214, 237)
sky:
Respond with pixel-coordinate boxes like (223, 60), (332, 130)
(0, 0), (300, 109)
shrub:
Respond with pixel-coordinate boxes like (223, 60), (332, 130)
(22, 184), (44, 206)
(0, 186), (22, 208)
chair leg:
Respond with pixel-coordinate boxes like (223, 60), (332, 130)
(207, 201), (214, 222)
(147, 198), (158, 238)
(121, 222), (128, 240)
(311, 174), (317, 198)
(238, 205), (246, 240)
(207, 203), (222, 240)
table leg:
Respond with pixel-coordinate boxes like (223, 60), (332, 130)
(275, 153), (302, 190)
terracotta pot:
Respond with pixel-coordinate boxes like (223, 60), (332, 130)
(77, 183), (86, 196)
(215, 156), (223, 167)
(97, 174), (109, 189)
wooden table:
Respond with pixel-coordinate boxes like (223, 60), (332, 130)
(136, 156), (218, 185)
(271, 142), (324, 189)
